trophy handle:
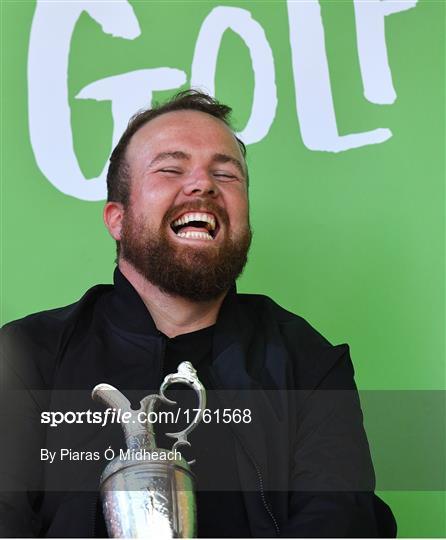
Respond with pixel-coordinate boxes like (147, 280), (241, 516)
(159, 361), (206, 461)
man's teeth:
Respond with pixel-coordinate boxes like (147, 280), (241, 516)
(172, 212), (216, 230)
(177, 231), (213, 240)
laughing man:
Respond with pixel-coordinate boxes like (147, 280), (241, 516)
(1, 90), (396, 538)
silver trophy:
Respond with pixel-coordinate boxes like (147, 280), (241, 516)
(92, 361), (206, 538)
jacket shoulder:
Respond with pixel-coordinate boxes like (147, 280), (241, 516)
(236, 292), (353, 390)
(1, 284), (112, 388)
(236, 292), (331, 345)
(2, 283), (112, 336)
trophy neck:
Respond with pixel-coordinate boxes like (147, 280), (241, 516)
(126, 432), (157, 451)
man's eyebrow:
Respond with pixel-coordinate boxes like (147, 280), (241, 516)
(149, 151), (191, 167)
(212, 153), (246, 177)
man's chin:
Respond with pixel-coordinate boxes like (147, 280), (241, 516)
(148, 257), (232, 302)
(170, 251), (222, 274)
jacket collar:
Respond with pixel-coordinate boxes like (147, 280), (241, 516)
(107, 267), (159, 336)
(108, 267), (255, 376)
(108, 267), (282, 398)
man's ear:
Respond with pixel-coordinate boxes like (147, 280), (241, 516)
(103, 201), (124, 241)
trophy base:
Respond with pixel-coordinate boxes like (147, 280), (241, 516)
(100, 456), (196, 538)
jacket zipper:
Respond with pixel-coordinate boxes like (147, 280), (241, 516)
(241, 441), (281, 537)
(158, 335), (166, 385)
(208, 373), (280, 536)
(90, 492), (99, 537)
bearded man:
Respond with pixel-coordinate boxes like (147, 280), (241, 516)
(0, 90), (395, 538)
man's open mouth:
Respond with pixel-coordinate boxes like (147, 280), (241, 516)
(170, 212), (219, 241)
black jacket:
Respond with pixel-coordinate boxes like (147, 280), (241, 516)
(0, 269), (396, 537)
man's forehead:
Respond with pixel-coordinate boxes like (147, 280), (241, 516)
(127, 109), (243, 162)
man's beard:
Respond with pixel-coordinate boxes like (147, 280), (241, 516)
(119, 202), (252, 302)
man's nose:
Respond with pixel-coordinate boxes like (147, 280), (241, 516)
(183, 169), (220, 197)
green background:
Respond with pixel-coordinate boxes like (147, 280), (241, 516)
(1, 0), (445, 536)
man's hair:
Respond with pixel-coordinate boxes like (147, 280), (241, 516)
(106, 89), (247, 206)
